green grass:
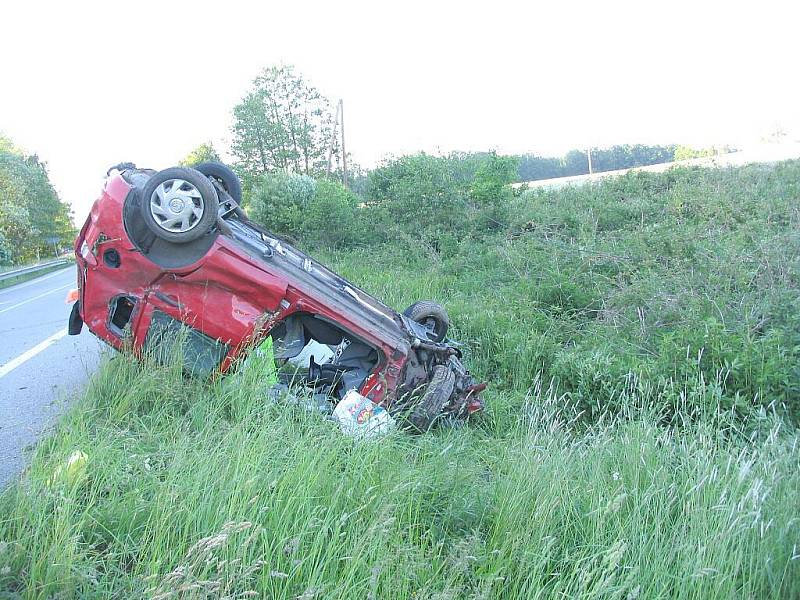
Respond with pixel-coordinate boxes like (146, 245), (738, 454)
(1, 357), (797, 598)
(1, 162), (799, 598)
(319, 161), (800, 425)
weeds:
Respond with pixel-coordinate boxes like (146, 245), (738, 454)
(1, 162), (799, 598)
(318, 161), (800, 423)
(0, 350), (797, 598)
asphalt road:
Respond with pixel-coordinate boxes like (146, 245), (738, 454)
(0, 266), (103, 488)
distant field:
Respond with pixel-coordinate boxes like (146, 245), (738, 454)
(1, 161), (798, 598)
(514, 142), (800, 190)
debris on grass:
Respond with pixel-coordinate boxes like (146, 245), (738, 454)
(333, 390), (395, 439)
(49, 449), (87, 486)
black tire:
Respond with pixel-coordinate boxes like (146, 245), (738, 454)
(140, 167), (219, 244)
(403, 300), (450, 342)
(405, 366), (455, 433)
(194, 161), (242, 203)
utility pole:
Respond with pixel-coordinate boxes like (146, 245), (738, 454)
(340, 99), (348, 188)
(326, 102), (340, 175)
(587, 147), (593, 175)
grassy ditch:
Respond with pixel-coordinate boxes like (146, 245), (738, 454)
(0, 355), (797, 598)
(1, 162), (799, 598)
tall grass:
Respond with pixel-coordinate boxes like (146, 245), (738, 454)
(320, 162), (800, 424)
(0, 356), (797, 598)
(2, 162), (799, 598)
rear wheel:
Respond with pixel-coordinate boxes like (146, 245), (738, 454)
(194, 161), (242, 203)
(404, 365), (455, 433)
(140, 167), (219, 244)
(403, 300), (450, 342)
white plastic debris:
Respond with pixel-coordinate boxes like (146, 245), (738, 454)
(50, 449), (88, 486)
(287, 339), (335, 369)
(333, 390), (395, 439)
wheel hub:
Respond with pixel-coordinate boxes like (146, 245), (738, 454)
(149, 178), (205, 234)
(168, 198), (185, 213)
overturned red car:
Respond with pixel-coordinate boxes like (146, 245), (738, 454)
(69, 162), (484, 430)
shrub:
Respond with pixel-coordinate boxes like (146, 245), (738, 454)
(367, 153), (472, 244)
(247, 172), (316, 242)
(301, 178), (361, 248)
(247, 174), (363, 249)
(249, 153), (519, 250)
(468, 152), (518, 231)
(366, 152), (517, 246)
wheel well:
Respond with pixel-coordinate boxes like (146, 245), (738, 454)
(122, 186), (218, 269)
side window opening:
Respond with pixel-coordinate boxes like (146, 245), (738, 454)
(109, 296), (136, 336)
(143, 310), (229, 377)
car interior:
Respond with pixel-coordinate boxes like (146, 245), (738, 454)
(270, 312), (381, 400)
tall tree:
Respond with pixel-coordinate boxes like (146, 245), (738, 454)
(231, 65), (335, 182)
(0, 134), (73, 263)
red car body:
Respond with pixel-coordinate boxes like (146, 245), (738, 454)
(71, 166), (483, 425)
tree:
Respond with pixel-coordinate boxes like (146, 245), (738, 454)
(0, 133), (19, 154)
(0, 201), (34, 258)
(0, 230), (10, 264)
(231, 65), (335, 184)
(563, 149), (589, 176)
(180, 142), (220, 167)
(517, 154), (563, 181)
(673, 145), (733, 161)
(514, 145), (680, 182)
(0, 134), (74, 263)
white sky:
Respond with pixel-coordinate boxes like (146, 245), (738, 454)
(1, 0), (798, 223)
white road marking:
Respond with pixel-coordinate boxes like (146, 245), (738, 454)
(0, 284), (72, 315)
(0, 267), (72, 296)
(0, 328), (67, 378)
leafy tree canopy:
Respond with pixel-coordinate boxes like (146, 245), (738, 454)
(231, 65), (336, 184)
(179, 142), (220, 167)
(0, 133), (74, 264)
(516, 144), (680, 181)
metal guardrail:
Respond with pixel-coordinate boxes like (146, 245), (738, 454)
(0, 258), (71, 282)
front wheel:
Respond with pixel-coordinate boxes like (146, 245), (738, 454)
(403, 300), (450, 342)
(403, 365), (455, 433)
(140, 167), (219, 244)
